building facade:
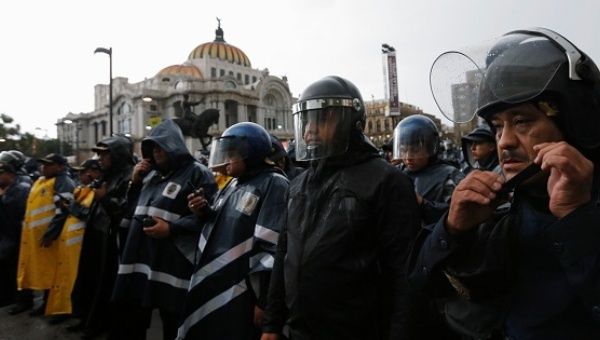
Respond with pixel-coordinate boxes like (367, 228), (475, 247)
(365, 99), (444, 147)
(57, 23), (295, 163)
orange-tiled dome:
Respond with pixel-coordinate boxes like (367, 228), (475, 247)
(188, 25), (251, 67)
(157, 64), (203, 79)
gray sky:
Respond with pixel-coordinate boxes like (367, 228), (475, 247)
(1, 0), (597, 138)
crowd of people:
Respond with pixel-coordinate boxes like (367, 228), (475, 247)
(1, 27), (600, 340)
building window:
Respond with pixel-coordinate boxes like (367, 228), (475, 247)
(237, 73), (242, 81)
(124, 118), (131, 134)
(384, 119), (390, 131)
(101, 121), (107, 136)
(376, 121), (381, 133)
(225, 100), (238, 127)
(252, 76), (257, 83)
(220, 69), (225, 77)
(245, 74), (249, 84)
(94, 122), (99, 143)
(368, 121), (373, 133)
(211, 67), (217, 78)
(150, 104), (157, 111)
(247, 105), (257, 123)
(229, 71), (234, 76)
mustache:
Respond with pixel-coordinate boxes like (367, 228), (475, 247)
(500, 149), (529, 163)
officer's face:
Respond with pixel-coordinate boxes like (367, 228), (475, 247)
(98, 151), (112, 171)
(152, 145), (169, 170)
(225, 152), (246, 178)
(490, 103), (563, 180)
(41, 163), (62, 178)
(402, 146), (429, 172)
(302, 109), (337, 147)
(79, 168), (102, 186)
(0, 171), (15, 188)
(470, 141), (495, 161)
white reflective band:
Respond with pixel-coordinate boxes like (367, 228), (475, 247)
(66, 235), (84, 246)
(118, 263), (190, 290)
(198, 234), (207, 252)
(58, 192), (74, 200)
(134, 206), (181, 223)
(120, 218), (131, 228)
(254, 225), (279, 244)
(176, 280), (247, 340)
(250, 253), (275, 270)
(67, 221), (85, 232)
(55, 208), (62, 214)
(29, 216), (53, 229)
(189, 237), (254, 290)
(30, 204), (55, 217)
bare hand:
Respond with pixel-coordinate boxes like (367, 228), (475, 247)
(260, 333), (279, 340)
(143, 216), (170, 239)
(132, 159), (153, 184)
(446, 170), (505, 233)
(93, 182), (108, 201)
(534, 142), (593, 218)
(415, 193), (423, 205)
(187, 191), (208, 215)
(254, 305), (265, 328)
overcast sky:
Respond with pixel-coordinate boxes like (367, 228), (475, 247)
(1, 0), (597, 138)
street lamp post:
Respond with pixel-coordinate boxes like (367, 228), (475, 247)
(94, 47), (113, 135)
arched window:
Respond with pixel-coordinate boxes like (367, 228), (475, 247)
(225, 100), (239, 127)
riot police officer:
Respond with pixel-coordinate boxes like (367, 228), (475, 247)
(261, 76), (419, 339)
(393, 115), (464, 225)
(412, 27), (600, 339)
(178, 122), (289, 340)
(460, 125), (499, 174)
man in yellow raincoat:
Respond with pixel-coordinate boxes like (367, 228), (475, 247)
(46, 159), (101, 318)
(16, 153), (75, 315)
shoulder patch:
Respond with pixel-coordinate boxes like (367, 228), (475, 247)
(162, 182), (182, 199)
(236, 191), (259, 216)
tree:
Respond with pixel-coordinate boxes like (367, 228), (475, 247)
(0, 113), (65, 158)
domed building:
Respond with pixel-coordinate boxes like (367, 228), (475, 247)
(58, 22), (294, 162)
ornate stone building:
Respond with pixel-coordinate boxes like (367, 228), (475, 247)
(365, 99), (444, 147)
(57, 23), (295, 162)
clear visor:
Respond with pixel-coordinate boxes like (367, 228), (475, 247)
(392, 125), (437, 161)
(430, 32), (567, 123)
(207, 136), (249, 169)
(294, 107), (352, 161)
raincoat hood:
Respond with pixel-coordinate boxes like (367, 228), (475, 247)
(141, 119), (194, 170)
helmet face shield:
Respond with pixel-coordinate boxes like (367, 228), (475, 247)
(208, 136), (249, 169)
(430, 32), (566, 123)
(392, 124), (438, 161)
(293, 107), (352, 161)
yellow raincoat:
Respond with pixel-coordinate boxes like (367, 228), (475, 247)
(17, 177), (58, 290)
(46, 186), (94, 315)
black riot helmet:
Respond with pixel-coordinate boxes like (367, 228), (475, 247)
(430, 27), (600, 152)
(0, 150), (25, 171)
(392, 114), (440, 162)
(292, 76), (365, 161)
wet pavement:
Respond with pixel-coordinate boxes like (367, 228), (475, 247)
(0, 304), (162, 340)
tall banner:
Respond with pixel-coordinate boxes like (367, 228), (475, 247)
(382, 45), (400, 116)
